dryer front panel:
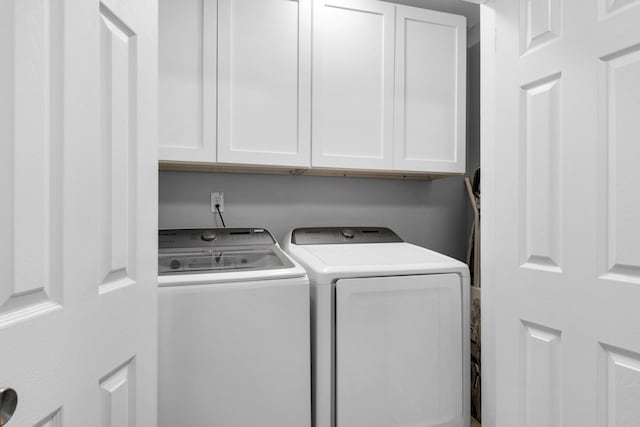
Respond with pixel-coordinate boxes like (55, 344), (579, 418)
(336, 273), (463, 427)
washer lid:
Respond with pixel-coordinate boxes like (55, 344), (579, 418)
(158, 246), (295, 275)
(158, 228), (307, 283)
(285, 240), (469, 285)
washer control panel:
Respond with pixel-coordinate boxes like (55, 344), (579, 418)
(159, 228), (275, 249)
(158, 228), (292, 275)
(291, 227), (403, 245)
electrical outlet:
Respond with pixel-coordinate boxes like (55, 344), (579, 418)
(211, 192), (224, 213)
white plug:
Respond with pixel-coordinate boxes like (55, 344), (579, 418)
(210, 192), (224, 212)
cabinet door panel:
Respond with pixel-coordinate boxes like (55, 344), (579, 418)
(394, 7), (466, 173)
(312, 0), (394, 170)
(217, 0), (311, 167)
(159, 0), (216, 162)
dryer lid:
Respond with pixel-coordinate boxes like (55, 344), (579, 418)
(285, 240), (470, 285)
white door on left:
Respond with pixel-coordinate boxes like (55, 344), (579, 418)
(0, 0), (158, 425)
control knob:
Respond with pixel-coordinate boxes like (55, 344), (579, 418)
(342, 229), (355, 239)
(201, 231), (216, 241)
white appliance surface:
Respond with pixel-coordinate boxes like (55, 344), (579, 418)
(285, 241), (469, 284)
(158, 228), (311, 427)
(337, 274), (463, 427)
(283, 227), (470, 427)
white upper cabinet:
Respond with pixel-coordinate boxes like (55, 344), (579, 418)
(159, 0), (216, 162)
(311, 0), (395, 170)
(159, 0), (467, 176)
(217, 0), (311, 167)
(393, 6), (466, 173)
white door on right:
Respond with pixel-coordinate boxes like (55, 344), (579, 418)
(493, 0), (640, 426)
(393, 6), (466, 174)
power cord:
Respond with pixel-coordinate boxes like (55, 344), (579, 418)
(215, 204), (226, 228)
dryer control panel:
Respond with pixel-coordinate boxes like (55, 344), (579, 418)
(291, 227), (403, 245)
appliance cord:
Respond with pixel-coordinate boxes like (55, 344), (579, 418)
(215, 204), (226, 228)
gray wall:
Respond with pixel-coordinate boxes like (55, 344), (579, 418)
(158, 42), (480, 262)
(159, 172), (469, 260)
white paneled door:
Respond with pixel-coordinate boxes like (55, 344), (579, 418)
(0, 0), (157, 425)
(493, 0), (640, 426)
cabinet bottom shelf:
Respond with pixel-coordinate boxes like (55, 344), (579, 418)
(159, 160), (462, 181)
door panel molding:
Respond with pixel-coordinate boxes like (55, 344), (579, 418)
(99, 3), (139, 293)
(99, 358), (136, 427)
(598, 343), (640, 427)
(34, 409), (63, 427)
(519, 73), (563, 273)
(519, 0), (562, 55)
(519, 321), (562, 427)
(598, 44), (640, 284)
(599, 0), (640, 19)
(0, 0), (64, 326)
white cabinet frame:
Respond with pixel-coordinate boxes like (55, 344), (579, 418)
(159, 0), (217, 162)
(217, 0), (311, 167)
(393, 6), (467, 173)
(311, 0), (396, 170)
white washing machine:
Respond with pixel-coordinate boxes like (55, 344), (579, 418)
(158, 228), (311, 427)
(282, 227), (469, 427)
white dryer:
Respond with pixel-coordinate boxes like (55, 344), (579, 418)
(282, 227), (469, 427)
(158, 228), (311, 427)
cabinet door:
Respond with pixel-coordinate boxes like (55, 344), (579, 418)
(393, 7), (466, 173)
(159, 0), (216, 162)
(312, 0), (395, 170)
(217, 0), (311, 167)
